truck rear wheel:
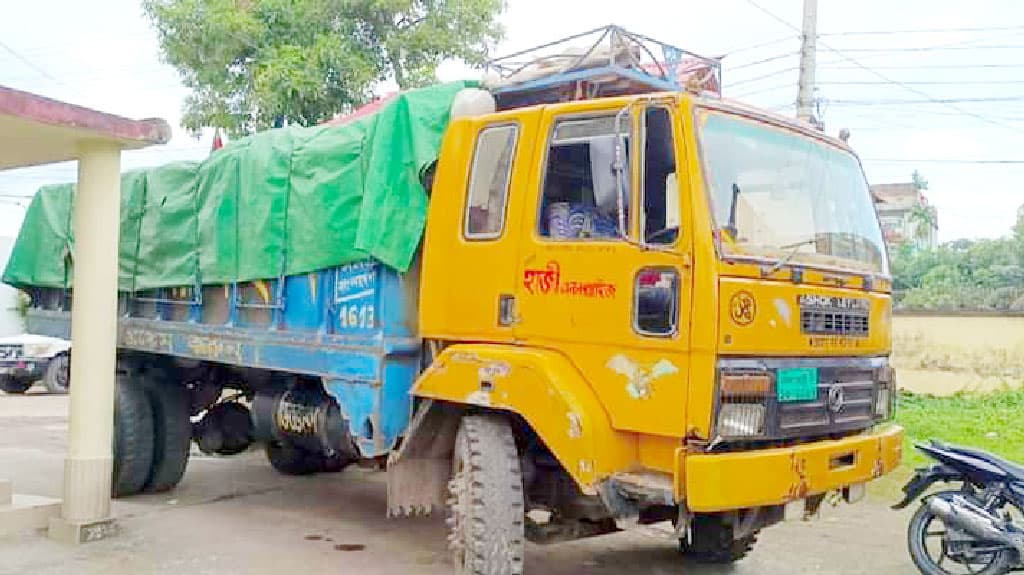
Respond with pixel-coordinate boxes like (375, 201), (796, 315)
(113, 375), (155, 497)
(142, 373), (192, 492)
(0, 376), (33, 394)
(43, 354), (70, 394)
(679, 513), (758, 563)
(447, 415), (525, 575)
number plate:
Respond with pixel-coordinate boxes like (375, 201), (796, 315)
(776, 368), (818, 402)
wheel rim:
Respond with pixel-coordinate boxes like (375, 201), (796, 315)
(918, 513), (1006, 575)
(56, 357), (69, 388)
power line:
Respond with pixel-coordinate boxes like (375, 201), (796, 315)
(0, 39), (66, 87)
(831, 96), (1024, 105)
(721, 35), (797, 57)
(727, 51), (798, 72)
(821, 80), (1024, 86)
(743, 0), (1024, 135)
(862, 158), (1024, 164)
(831, 44), (1024, 53)
(821, 25), (1024, 37)
(731, 83), (794, 98)
(815, 30), (1024, 67)
(839, 106), (1024, 121)
(822, 63), (1024, 70)
(725, 66), (800, 88)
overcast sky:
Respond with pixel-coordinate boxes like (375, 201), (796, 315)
(1, 0), (1022, 242)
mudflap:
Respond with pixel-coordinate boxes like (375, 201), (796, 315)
(892, 464), (962, 510)
(386, 400), (462, 516)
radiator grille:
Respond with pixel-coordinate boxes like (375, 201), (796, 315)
(800, 308), (869, 337)
(777, 369), (876, 436)
(0, 345), (22, 360)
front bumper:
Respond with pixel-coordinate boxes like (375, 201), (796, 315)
(0, 359), (47, 380)
(683, 424), (903, 512)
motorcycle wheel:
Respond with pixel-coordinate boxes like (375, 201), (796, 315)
(907, 491), (1014, 575)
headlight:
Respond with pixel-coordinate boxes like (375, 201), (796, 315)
(874, 385), (890, 419)
(23, 343), (53, 358)
(717, 403), (766, 437)
(874, 366), (896, 420)
(716, 371), (771, 438)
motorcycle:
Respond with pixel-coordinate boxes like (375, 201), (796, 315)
(895, 441), (1024, 575)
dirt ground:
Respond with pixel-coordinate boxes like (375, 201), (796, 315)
(893, 315), (1024, 395)
(0, 390), (926, 575)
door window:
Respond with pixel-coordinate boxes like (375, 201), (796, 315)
(642, 107), (680, 245)
(538, 115), (630, 240)
(634, 267), (680, 336)
(464, 124), (518, 239)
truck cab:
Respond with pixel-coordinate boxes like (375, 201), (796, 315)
(400, 88), (902, 563)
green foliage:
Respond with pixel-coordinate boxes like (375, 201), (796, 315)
(1015, 204), (1024, 243)
(897, 390), (1024, 468)
(907, 204), (937, 243)
(12, 291), (29, 320)
(892, 235), (1024, 311)
(143, 0), (503, 136)
(872, 389), (1024, 499)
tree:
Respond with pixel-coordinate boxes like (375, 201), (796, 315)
(1015, 204), (1024, 242)
(908, 204), (937, 245)
(143, 0), (504, 136)
(911, 169), (929, 191)
(349, 0), (505, 89)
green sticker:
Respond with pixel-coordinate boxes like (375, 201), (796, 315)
(777, 368), (819, 402)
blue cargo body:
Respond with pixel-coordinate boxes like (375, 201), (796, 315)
(26, 260), (422, 458)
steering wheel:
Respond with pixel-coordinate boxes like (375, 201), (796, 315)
(645, 226), (679, 244)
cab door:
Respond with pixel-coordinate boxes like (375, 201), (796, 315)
(513, 101), (694, 437)
(419, 110), (539, 341)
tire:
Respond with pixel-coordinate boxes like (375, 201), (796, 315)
(265, 441), (321, 476)
(907, 492), (1013, 575)
(320, 452), (355, 473)
(42, 354), (70, 394)
(447, 415), (525, 575)
(679, 513), (758, 564)
(141, 373), (192, 492)
(113, 375), (155, 497)
(0, 376), (33, 394)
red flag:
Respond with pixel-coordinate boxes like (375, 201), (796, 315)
(211, 128), (223, 151)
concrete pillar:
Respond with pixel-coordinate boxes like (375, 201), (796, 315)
(49, 141), (122, 544)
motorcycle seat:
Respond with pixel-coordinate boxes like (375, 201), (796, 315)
(944, 443), (1024, 481)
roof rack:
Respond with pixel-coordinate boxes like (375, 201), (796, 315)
(483, 25), (721, 110)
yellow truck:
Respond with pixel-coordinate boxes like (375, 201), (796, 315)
(11, 26), (902, 575)
(392, 27), (903, 573)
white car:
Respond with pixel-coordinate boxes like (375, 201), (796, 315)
(0, 334), (71, 394)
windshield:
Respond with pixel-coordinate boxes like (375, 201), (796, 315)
(699, 111), (888, 275)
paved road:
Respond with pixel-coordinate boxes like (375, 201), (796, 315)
(0, 391), (923, 575)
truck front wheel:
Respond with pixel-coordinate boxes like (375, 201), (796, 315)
(447, 415), (525, 575)
(679, 513), (758, 563)
(0, 375), (33, 394)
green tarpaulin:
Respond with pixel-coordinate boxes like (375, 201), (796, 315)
(3, 81), (472, 291)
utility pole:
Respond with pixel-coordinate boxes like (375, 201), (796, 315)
(796, 0), (818, 124)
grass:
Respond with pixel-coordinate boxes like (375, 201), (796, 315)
(870, 389), (1024, 500)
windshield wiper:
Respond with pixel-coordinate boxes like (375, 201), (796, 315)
(765, 238), (817, 276)
(723, 183), (741, 239)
